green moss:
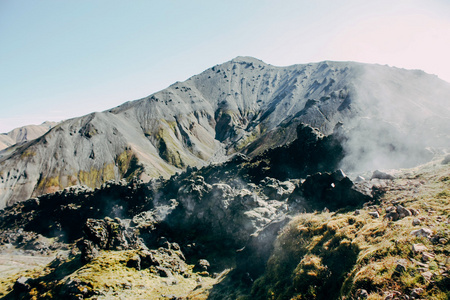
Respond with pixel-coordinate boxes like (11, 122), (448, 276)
(156, 126), (186, 169)
(234, 129), (261, 152)
(36, 175), (62, 194)
(436, 190), (450, 199)
(251, 213), (360, 300)
(20, 149), (36, 159)
(114, 148), (145, 180)
(78, 164), (116, 188)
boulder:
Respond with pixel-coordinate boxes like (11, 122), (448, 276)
(421, 252), (435, 262)
(371, 170), (395, 180)
(396, 205), (412, 218)
(409, 208), (419, 216)
(421, 271), (433, 281)
(394, 262), (407, 274)
(412, 243), (428, 254)
(82, 217), (139, 251)
(368, 211), (380, 218)
(194, 259), (210, 272)
(411, 228), (433, 238)
(410, 287), (424, 299)
(291, 171), (371, 211)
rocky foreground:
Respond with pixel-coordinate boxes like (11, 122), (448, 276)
(0, 124), (449, 299)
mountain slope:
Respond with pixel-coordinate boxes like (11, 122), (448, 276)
(1, 57), (450, 208)
(0, 122), (56, 151)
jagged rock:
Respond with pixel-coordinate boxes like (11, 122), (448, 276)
(412, 218), (421, 226)
(394, 262), (407, 274)
(156, 266), (173, 277)
(411, 228), (433, 238)
(127, 254), (141, 270)
(82, 217), (141, 251)
(409, 208), (419, 216)
(385, 206), (396, 213)
(356, 288), (369, 299)
(384, 205), (415, 221)
(14, 277), (31, 293)
(290, 171), (371, 211)
(60, 278), (93, 299)
(410, 287), (424, 299)
(236, 189), (259, 208)
(83, 219), (109, 249)
(396, 205), (412, 218)
(77, 239), (99, 263)
(194, 259), (210, 272)
(384, 211), (400, 221)
(412, 243), (428, 254)
(422, 252), (435, 262)
(332, 169), (347, 181)
(421, 271), (433, 281)
(371, 170), (395, 180)
(368, 211), (380, 218)
(139, 250), (159, 268)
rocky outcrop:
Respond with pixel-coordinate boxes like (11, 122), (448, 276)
(288, 169), (372, 211)
(78, 217), (144, 262)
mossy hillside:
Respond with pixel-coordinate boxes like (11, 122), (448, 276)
(154, 123), (197, 169)
(77, 164), (117, 189)
(233, 124), (265, 153)
(115, 149), (144, 180)
(0, 256), (54, 298)
(0, 250), (221, 300)
(35, 175), (62, 195)
(251, 212), (361, 300)
(73, 250), (218, 299)
(34, 163), (117, 195)
(250, 161), (450, 300)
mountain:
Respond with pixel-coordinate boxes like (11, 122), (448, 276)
(1, 57), (450, 208)
(0, 122), (56, 151)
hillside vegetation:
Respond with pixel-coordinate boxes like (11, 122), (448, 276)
(247, 160), (450, 300)
(0, 147), (448, 299)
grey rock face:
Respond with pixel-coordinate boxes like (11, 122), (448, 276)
(1, 57), (450, 208)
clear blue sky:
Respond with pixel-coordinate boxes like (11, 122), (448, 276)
(1, 0), (450, 132)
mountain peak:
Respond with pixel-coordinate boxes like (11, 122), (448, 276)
(230, 56), (267, 65)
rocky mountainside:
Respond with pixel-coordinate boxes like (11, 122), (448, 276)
(0, 124), (448, 299)
(1, 57), (450, 208)
(0, 122), (56, 151)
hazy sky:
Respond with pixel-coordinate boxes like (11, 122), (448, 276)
(1, 0), (450, 132)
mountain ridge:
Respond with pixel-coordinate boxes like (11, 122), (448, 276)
(0, 122), (57, 151)
(0, 57), (449, 208)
